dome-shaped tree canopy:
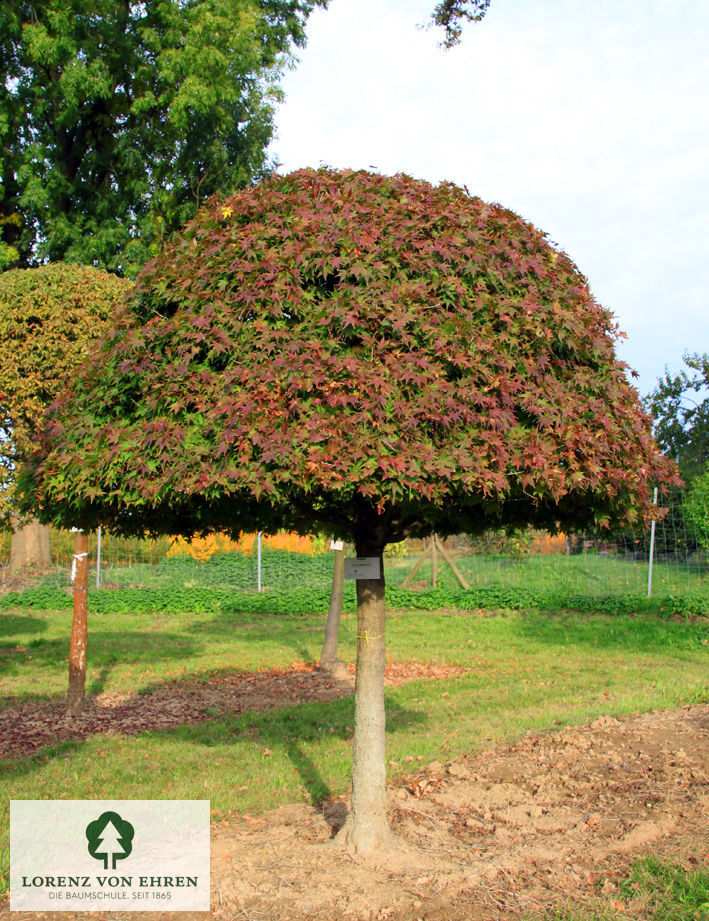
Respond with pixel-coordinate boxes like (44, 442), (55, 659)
(26, 168), (676, 540)
(23, 168), (680, 860)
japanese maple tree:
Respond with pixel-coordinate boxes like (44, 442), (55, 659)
(25, 168), (677, 855)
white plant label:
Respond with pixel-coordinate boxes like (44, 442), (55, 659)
(344, 557), (381, 580)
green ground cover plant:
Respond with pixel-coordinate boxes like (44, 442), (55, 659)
(1, 602), (707, 894)
(1, 580), (706, 619)
(6, 543), (704, 605)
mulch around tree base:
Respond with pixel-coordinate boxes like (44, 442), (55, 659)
(0, 661), (468, 759)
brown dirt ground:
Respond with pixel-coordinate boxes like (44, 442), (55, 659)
(2, 666), (708, 921)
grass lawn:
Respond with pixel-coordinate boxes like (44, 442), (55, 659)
(385, 550), (708, 597)
(1, 600), (708, 898)
(541, 858), (709, 921)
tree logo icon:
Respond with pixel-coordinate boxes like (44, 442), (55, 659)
(85, 811), (134, 870)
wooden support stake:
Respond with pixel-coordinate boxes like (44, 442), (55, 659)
(401, 541), (433, 589)
(433, 537), (470, 590)
(431, 535), (438, 589)
(320, 546), (346, 673)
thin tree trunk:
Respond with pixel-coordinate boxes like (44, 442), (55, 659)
(67, 531), (89, 716)
(336, 539), (394, 857)
(9, 517), (51, 569)
(319, 546), (346, 676)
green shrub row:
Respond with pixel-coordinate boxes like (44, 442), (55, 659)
(0, 582), (706, 619)
(0, 584), (341, 615)
(390, 586), (708, 618)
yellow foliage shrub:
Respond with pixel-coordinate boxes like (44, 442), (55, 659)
(530, 532), (569, 554)
(167, 531), (316, 561)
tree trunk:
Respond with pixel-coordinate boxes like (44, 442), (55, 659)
(67, 530), (89, 716)
(9, 517), (51, 570)
(319, 546), (347, 676)
(336, 538), (394, 857)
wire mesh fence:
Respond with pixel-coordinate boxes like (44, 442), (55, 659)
(1, 489), (707, 600)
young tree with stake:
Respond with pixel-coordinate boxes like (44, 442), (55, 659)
(24, 168), (677, 856)
(319, 543), (347, 677)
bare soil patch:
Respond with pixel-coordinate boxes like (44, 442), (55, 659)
(2, 677), (707, 921)
(203, 704), (709, 921)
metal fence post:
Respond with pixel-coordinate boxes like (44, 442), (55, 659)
(96, 526), (102, 590)
(647, 487), (658, 597)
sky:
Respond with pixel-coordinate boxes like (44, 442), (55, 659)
(270, 0), (709, 397)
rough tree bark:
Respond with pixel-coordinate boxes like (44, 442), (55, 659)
(336, 536), (395, 856)
(9, 517), (51, 569)
(319, 545), (347, 677)
(66, 530), (89, 716)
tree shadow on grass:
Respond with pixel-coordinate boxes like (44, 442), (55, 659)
(0, 612), (49, 641)
(1, 605), (346, 697)
(286, 697), (422, 835)
(0, 629), (200, 682)
(87, 664), (113, 697)
(168, 691), (423, 834)
(512, 609), (708, 655)
(0, 663), (424, 836)
(186, 607), (357, 672)
(187, 607), (321, 646)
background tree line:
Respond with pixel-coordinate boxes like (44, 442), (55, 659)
(0, 0), (490, 276)
(643, 353), (709, 551)
(0, 0), (497, 565)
